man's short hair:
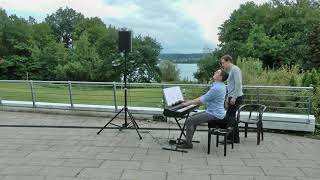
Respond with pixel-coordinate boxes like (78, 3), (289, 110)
(221, 54), (233, 63)
(220, 69), (229, 82)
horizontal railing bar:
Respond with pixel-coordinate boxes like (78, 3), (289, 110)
(244, 94), (311, 98)
(265, 106), (308, 110)
(0, 80), (314, 90)
(256, 100), (309, 104)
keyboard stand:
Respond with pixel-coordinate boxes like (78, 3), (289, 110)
(162, 113), (200, 153)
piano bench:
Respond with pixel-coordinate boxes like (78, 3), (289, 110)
(207, 119), (234, 156)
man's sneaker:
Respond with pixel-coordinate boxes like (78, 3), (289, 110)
(169, 139), (186, 145)
(177, 143), (193, 149)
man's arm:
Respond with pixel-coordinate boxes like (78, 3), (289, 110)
(182, 97), (202, 106)
(182, 85), (218, 106)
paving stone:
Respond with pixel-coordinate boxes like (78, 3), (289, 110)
(60, 159), (104, 168)
(95, 152), (133, 160)
(18, 145), (51, 151)
(261, 167), (305, 177)
(45, 177), (88, 180)
(100, 160), (141, 170)
(218, 158), (246, 166)
(167, 172), (210, 180)
(141, 161), (181, 173)
(0, 166), (43, 176)
(0, 150), (32, 158)
(131, 153), (170, 163)
(251, 152), (287, 160)
(0, 144), (21, 150)
(79, 146), (114, 153)
(37, 167), (82, 177)
(222, 166), (265, 176)
(295, 177), (320, 180)
(216, 151), (253, 158)
(254, 176), (297, 180)
(120, 169), (166, 180)
(26, 151), (62, 158)
(58, 151), (97, 159)
(284, 153), (320, 160)
(243, 159), (283, 167)
(300, 168), (320, 177)
(210, 175), (254, 180)
(48, 145), (83, 152)
(47, 140), (79, 146)
(78, 168), (123, 179)
(182, 164), (222, 174)
(169, 156), (207, 165)
(280, 160), (319, 168)
(112, 147), (148, 154)
(0, 158), (25, 165)
(22, 158), (64, 166)
(2, 175), (45, 180)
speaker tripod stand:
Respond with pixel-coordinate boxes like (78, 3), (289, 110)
(97, 51), (142, 139)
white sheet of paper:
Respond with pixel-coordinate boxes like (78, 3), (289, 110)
(163, 86), (184, 106)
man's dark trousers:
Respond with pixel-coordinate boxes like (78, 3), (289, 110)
(226, 96), (243, 143)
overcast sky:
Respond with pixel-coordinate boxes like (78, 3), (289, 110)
(0, 0), (268, 53)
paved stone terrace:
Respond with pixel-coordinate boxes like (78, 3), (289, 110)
(0, 111), (319, 180)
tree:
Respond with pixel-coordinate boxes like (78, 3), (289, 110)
(0, 14), (35, 79)
(126, 35), (162, 82)
(0, 8), (163, 82)
(45, 7), (84, 48)
(158, 60), (180, 82)
(194, 51), (221, 83)
(217, 0), (320, 69)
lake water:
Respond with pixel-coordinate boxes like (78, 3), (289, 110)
(176, 63), (198, 81)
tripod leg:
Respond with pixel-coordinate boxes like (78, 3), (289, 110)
(127, 110), (142, 140)
(97, 108), (124, 134)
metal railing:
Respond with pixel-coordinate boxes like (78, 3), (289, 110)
(0, 80), (314, 118)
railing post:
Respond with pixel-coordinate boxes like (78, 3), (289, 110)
(29, 80), (36, 107)
(256, 87), (260, 104)
(113, 81), (118, 112)
(161, 84), (166, 109)
(68, 81), (74, 109)
(307, 94), (312, 124)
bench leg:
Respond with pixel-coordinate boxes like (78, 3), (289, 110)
(257, 122), (261, 145)
(261, 121), (264, 141)
(245, 123), (248, 138)
(208, 131), (211, 154)
(224, 135), (227, 156)
(216, 135), (219, 147)
(232, 131), (234, 149)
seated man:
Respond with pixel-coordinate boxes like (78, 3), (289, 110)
(177, 69), (228, 149)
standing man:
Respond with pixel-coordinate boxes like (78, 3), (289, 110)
(221, 55), (243, 143)
(177, 69), (229, 149)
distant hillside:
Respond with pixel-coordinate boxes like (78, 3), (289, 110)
(159, 53), (208, 63)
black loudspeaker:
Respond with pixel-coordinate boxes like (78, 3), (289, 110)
(118, 31), (132, 53)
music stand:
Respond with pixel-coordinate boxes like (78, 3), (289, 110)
(97, 31), (142, 139)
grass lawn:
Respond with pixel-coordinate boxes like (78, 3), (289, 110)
(0, 82), (206, 108)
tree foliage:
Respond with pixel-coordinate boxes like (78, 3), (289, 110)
(196, 0), (320, 82)
(0, 8), (162, 82)
(158, 60), (180, 82)
(194, 52), (221, 83)
(218, 0), (320, 69)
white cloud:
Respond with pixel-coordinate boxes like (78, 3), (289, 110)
(0, 0), (139, 18)
(180, 0), (269, 45)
